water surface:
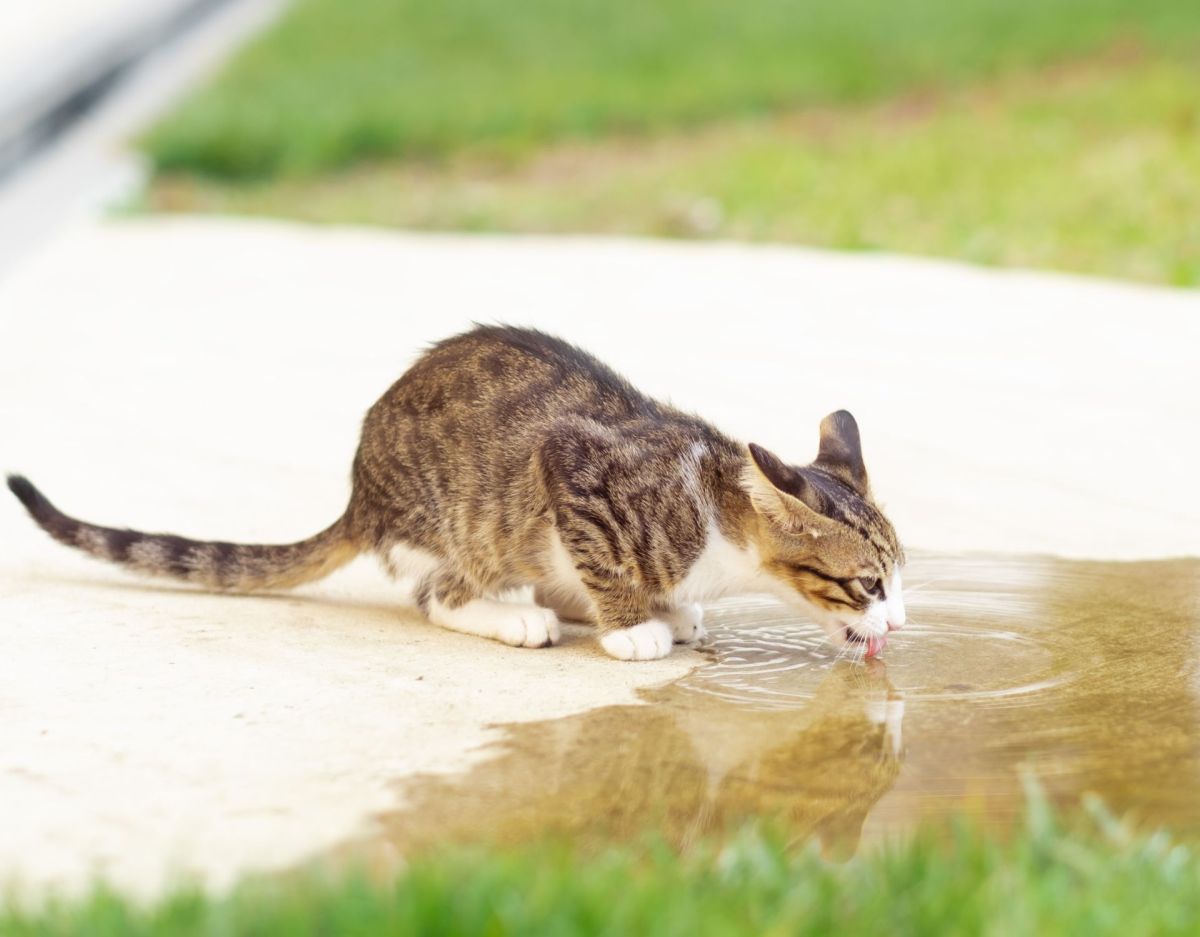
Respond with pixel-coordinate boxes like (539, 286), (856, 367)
(356, 553), (1200, 860)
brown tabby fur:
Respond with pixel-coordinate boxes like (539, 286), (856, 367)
(8, 326), (902, 648)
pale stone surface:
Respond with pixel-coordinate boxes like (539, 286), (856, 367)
(0, 217), (1196, 894)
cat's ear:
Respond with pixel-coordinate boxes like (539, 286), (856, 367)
(814, 409), (870, 497)
(744, 443), (829, 533)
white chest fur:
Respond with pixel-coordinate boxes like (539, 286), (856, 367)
(673, 524), (778, 604)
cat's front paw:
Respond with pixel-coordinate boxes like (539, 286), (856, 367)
(600, 619), (673, 661)
(660, 603), (706, 644)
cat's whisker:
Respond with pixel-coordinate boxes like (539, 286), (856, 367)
(903, 577), (951, 596)
(830, 638), (855, 667)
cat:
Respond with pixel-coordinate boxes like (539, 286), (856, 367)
(7, 325), (906, 661)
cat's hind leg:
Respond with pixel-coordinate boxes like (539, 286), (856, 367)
(418, 568), (561, 649)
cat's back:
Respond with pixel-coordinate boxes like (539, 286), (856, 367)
(384, 325), (658, 426)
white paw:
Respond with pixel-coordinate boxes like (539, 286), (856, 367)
(492, 603), (561, 648)
(429, 598), (560, 648)
(600, 619), (673, 661)
(660, 603), (706, 644)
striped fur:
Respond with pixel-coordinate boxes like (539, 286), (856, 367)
(8, 326), (903, 659)
(6, 475), (356, 591)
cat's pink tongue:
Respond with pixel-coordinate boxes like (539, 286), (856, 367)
(865, 634), (888, 658)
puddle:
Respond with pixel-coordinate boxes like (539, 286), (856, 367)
(351, 553), (1200, 863)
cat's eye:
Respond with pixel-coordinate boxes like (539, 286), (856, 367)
(858, 576), (882, 597)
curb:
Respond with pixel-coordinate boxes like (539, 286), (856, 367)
(0, 0), (238, 181)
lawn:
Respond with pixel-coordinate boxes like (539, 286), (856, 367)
(141, 0), (1200, 284)
(149, 52), (1200, 286)
(5, 796), (1199, 936)
(143, 0), (1200, 177)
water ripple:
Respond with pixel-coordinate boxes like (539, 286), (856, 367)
(680, 594), (1073, 710)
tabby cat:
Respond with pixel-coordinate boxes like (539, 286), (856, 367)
(7, 326), (905, 661)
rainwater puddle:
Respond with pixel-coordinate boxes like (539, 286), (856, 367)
(352, 553), (1200, 863)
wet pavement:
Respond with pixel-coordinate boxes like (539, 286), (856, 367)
(355, 552), (1200, 862)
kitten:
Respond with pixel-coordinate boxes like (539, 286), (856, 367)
(7, 326), (905, 661)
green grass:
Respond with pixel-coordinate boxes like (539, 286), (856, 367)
(5, 794), (1200, 936)
(141, 0), (1200, 285)
(143, 0), (1200, 178)
(147, 53), (1200, 286)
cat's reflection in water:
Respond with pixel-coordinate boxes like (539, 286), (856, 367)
(369, 661), (904, 861)
(664, 660), (903, 858)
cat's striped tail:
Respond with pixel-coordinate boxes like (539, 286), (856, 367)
(6, 474), (358, 591)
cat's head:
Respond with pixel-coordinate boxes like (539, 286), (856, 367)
(741, 410), (905, 656)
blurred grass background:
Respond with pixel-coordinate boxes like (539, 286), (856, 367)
(142, 0), (1200, 283)
(7, 801), (1200, 936)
